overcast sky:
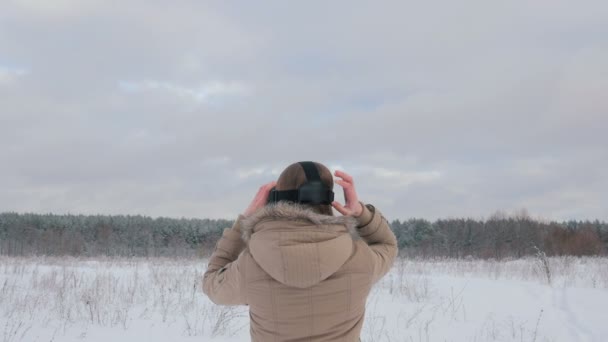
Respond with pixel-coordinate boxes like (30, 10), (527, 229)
(1, 0), (607, 221)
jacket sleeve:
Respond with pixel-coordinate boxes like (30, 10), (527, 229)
(202, 215), (248, 305)
(354, 201), (398, 284)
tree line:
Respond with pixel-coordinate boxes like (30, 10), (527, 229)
(0, 212), (229, 257)
(392, 211), (608, 258)
(0, 211), (606, 258)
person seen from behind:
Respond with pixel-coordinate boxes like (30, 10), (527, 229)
(203, 161), (398, 341)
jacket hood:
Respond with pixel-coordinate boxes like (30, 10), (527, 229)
(240, 202), (360, 288)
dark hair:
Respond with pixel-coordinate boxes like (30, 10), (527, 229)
(275, 161), (334, 216)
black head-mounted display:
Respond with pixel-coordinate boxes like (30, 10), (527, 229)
(267, 161), (335, 205)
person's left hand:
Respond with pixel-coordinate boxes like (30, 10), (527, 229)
(243, 181), (277, 216)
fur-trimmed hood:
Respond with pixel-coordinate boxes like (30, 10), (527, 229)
(239, 202), (361, 288)
(240, 201), (360, 242)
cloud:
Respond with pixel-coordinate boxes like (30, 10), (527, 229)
(0, 1), (607, 221)
(0, 65), (28, 84)
(236, 167), (267, 180)
(10, 0), (101, 16)
(369, 168), (441, 188)
(118, 80), (250, 105)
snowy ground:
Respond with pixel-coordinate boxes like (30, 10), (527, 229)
(1, 256), (607, 342)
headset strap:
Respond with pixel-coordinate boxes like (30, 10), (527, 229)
(272, 189), (299, 202)
(299, 161), (321, 182)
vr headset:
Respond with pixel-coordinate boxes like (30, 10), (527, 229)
(267, 161), (335, 205)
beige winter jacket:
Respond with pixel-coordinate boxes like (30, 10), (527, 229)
(202, 201), (398, 341)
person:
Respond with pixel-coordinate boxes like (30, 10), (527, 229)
(202, 161), (398, 341)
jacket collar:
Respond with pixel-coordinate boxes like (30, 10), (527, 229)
(240, 201), (360, 243)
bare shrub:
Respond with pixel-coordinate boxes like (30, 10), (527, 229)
(533, 246), (552, 285)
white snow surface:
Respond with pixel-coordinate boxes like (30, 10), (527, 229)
(0, 256), (607, 342)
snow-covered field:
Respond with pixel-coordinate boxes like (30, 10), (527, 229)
(1, 256), (607, 342)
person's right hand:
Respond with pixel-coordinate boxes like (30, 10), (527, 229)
(243, 180), (277, 217)
(331, 170), (364, 217)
